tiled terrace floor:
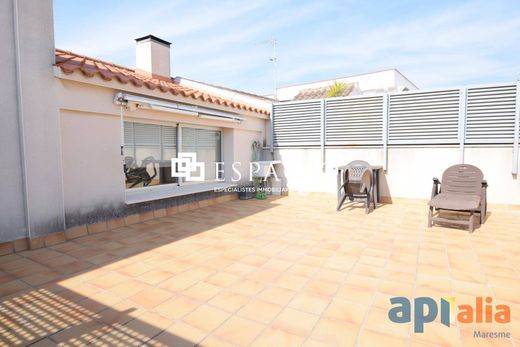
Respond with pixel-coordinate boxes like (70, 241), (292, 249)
(1, 195), (519, 347)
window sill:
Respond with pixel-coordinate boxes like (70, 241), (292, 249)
(125, 182), (236, 204)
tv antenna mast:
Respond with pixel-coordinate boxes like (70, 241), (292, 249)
(267, 37), (278, 95)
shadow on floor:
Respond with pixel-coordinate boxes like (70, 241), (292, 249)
(0, 197), (282, 346)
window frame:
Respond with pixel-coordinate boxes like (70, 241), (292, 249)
(123, 120), (225, 201)
(178, 123), (224, 185)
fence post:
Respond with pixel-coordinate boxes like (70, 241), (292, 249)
(270, 103), (275, 153)
(458, 87), (467, 164)
(320, 99), (325, 171)
(513, 81), (520, 174)
(382, 94), (389, 171)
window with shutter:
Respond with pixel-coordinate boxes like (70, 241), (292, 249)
(124, 122), (222, 188)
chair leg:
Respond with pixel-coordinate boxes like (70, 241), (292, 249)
(468, 211), (474, 233)
(336, 193), (347, 211)
(365, 193), (370, 214)
(480, 206), (486, 224)
(427, 206), (434, 227)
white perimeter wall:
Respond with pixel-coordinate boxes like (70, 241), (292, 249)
(272, 146), (520, 205)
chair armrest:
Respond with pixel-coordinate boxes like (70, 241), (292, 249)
(431, 177), (440, 199)
(481, 180), (487, 218)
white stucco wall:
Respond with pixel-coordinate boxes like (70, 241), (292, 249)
(0, 0), (27, 240)
(272, 146), (520, 205)
(60, 110), (125, 217)
(0, 0), (65, 241)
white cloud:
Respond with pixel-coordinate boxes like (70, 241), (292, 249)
(55, 0), (520, 94)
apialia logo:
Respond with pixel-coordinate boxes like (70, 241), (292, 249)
(388, 296), (511, 333)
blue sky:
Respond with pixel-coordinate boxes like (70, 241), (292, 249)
(54, 0), (520, 95)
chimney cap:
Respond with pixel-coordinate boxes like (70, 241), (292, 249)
(135, 34), (171, 47)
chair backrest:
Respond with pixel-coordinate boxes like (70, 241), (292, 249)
(345, 160), (372, 182)
(441, 164), (483, 196)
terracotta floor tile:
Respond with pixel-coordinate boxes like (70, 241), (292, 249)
(224, 262), (256, 277)
(136, 269), (174, 285)
(237, 298), (283, 324)
(357, 327), (408, 347)
(245, 268), (282, 283)
(271, 307), (319, 337)
(303, 279), (339, 297)
(251, 326), (305, 347)
(118, 312), (173, 345)
(412, 321), (462, 346)
(159, 273), (199, 293)
(364, 306), (410, 338)
(310, 318), (359, 346)
(273, 273), (309, 291)
(288, 292), (331, 315)
(0, 280), (30, 299)
(205, 272), (240, 288)
(227, 279), (265, 297)
(182, 281), (222, 302)
(378, 278), (414, 297)
(336, 284), (375, 305)
(323, 298), (368, 324)
(50, 320), (111, 345)
(303, 338), (331, 347)
(154, 295), (202, 320)
(108, 279), (148, 298)
(199, 335), (235, 347)
(129, 287), (173, 309)
(88, 272), (130, 290)
(153, 321), (207, 347)
(262, 259), (293, 272)
(213, 315), (265, 346)
(183, 305), (231, 332)
(240, 254), (270, 267)
(207, 291), (249, 313)
(257, 285), (297, 306)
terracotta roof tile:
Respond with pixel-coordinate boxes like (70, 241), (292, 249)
(293, 84), (354, 100)
(54, 49), (270, 116)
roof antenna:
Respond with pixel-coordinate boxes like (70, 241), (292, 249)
(267, 36), (278, 95)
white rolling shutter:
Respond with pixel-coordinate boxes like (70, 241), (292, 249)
(465, 84), (517, 144)
(123, 121), (134, 146)
(161, 125), (177, 149)
(388, 89), (460, 144)
(124, 122), (177, 159)
(133, 123), (161, 147)
(273, 101), (322, 146)
(181, 127), (221, 150)
(325, 96), (383, 145)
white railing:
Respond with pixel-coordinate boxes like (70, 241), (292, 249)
(272, 81), (520, 174)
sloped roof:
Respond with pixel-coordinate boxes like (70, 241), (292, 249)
(54, 49), (270, 115)
(293, 84), (354, 100)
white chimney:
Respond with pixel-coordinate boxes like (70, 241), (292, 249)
(135, 34), (172, 77)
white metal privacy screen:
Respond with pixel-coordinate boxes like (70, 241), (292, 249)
(271, 82), (520, 173)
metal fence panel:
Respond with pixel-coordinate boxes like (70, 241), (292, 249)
(465, 84), (517, 144)
(325, 96), (383, 145)
(272, 82), (518, 148)
(388, 89), (460, 144)
(273, 100), (322, 146)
